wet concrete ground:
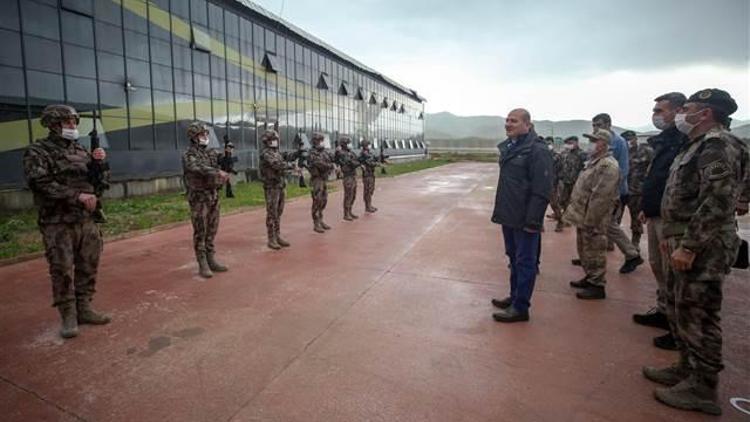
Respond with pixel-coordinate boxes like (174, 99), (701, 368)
(1, 162), (748, 421)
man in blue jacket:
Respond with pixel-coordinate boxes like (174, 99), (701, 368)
(491, 109), (553, 322)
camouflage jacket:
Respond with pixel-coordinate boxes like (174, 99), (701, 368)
(551, 150), (563, 183)
(627, 143), (654, 195)
(562, 152), (620, 232)
(335, 149), (360, 177)
(358, 150), (380, 177)
(260, 147), (296, 188)
(661, 127), (748, 252)
(307, 147), (334, 180)
(559, 147), (587, 185)
(182, 144), (223, 202)
(23, 133), (109, 225)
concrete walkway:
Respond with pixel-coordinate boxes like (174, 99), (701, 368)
(1, 162), (748, 421)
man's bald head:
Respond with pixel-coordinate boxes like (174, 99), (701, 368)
(505, 108), (532, 139)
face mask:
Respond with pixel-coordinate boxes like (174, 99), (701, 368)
(675, 112), (700, 135)
(269, 140), (278, 148)
(198, 136), (209, 146)
(564, 144), (575, 150)
(61, 128), (79, 141)
(652, 115), (670, 130)
(547, 145), (554, 150)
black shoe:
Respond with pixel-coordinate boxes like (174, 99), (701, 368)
(569, 277), (593, 288)
(576, 285), (606, 300)
(654, 332), (679, 351)
(619, 256), (644, 274)
(491, 297), (512, 309)
(493, 306), (529, 323)
(633, 308), (670, 329)
(571, 258), (582, 266)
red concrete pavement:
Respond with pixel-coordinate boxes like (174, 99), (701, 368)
(1, 162), (748, 422)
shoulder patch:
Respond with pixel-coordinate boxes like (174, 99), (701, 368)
(704, 161), (731, 181)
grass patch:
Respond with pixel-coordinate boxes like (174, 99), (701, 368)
(0, 159), (451, 261)
(429, 152), (498, 163)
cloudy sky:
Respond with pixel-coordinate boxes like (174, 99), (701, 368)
(254, 0), (749, 129)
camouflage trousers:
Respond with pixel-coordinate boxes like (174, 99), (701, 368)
(558, 182), (575, 213)
(343, 175), (357, 211)
(549, 181), (562, 220)
(188, 192), (220, 257)
(264, 186), (285, 237)
(625, 194), (643, 236)
(665, 234), (740, 375)
(40, 220), (103, 307)
(310, 177), (328, 221)
(576, 227), (608, 285)
(647, 218), (669, 313)
(362, 175), (375, 208)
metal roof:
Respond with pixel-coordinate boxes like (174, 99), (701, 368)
(232, 0), (425, 103)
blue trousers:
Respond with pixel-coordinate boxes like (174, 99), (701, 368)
(501, 226), (541, 313)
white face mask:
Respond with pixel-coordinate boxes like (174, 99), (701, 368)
(269, 140), (278, 148)
(198, 136), (209, 146)
(547, 145), (554, 150)
(652, 115), (670, 130)
(675, 112), (700, 135)
(564, 143), (575, 150)
(61, 128), (79, 141)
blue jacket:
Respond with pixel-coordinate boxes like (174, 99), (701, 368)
(491, 130), (554, 231)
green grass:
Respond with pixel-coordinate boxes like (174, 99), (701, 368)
(0, 159), (451, 261)
(429, 152), (499, 163)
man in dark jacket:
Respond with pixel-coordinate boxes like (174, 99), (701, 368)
(491, 109), (553, 322)
(632, 92), (687, 351)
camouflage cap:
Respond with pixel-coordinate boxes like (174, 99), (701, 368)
(687, 88), (737, 116)
(187, 121), (209, 139)
(339, 136), (351, 145)
(361, 139), (370, 147)
(563, 135), (579, 143)
(40, 104), (80, 128)
(620, 130), (637, 140)
(311, 132), (325, 143)
(261, 129), (280, 144)
(583, 129), (612, 145)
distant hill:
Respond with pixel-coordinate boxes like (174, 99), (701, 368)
(732, 124), (750, 139)
(425, 112), (629, 141)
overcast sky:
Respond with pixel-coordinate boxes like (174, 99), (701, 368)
(254, 0), (749, 128)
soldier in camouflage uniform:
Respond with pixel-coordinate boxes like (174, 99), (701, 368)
(23, 105), (111, 339)
(622, 130), (654, 250)
(545, 138), (564, 226)
(308, 132), (334, 233)
(182, 122), (230, 278)
(359, 139), (381, 213)
(260, 129), (297, 249)
(556, 136), (587, 231)
(335, 136), (361, 221)
(562, 129), (620, 300)
(643, 89), (748, 416)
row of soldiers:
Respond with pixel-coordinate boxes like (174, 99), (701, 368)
(181, 124), (386, 277)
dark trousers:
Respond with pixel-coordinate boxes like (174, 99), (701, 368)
(501, 225), (541, 313)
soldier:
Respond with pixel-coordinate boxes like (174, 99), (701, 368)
(335, 136), (361, 220)
(556, 136), (587, 231)
(643, 89), (748, 416)
(622, 130), (653, 250)
(308, 132), (335, 233)
(23, 105), (111, 339)
(359, 139), (381, 213)
(182, 122), (230, 278)
(218, 137), (237, 198)
(563, 129), (620, 300)
(546, 137), (564, 226)
(260, 129), (297, 249)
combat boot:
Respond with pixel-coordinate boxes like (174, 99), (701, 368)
(350, 210), (359, 219)
(314, 220), (325, 233)
(643, 358), (690, 386)
(344, 208), (353, 221)
(320, 220), (331, 230)
(276, 230), (291, 247)
(76, 298), (111, 325)
(206, 253), (228, 272)
(654, 373), (721, 416)
(197, 253), (214, 278)
(576, 284), (606, 300)
(58, 304), (79, 339)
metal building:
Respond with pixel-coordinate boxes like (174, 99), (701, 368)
(0, 0), (426, 192)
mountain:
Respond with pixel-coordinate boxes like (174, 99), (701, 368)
(425, 112), (630, 141)
(732, 124), (750, 139)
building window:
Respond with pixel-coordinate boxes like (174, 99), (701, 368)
(338, 81), (349, 96)
(381, 97), (389, 108)
(261, 52), (278, 73)
(369, 92), (378, 105)
(316, 72), (330, 89)
(191, 24), (212, 53)
(354, 87), (365, 101)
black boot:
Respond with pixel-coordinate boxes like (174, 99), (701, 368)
(491, 297), (512, 309)
(619, 255), (644, 273)
(493, 305), (529, 322)
(633, 308), (670, 329)
(570, 277), (593, 288)
(653, 332), (679, 350)
(576, 284), (606, 300)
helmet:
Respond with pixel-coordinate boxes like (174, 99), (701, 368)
(339, 136), (351, 146)
(187, 121), (209, 140)
(311, 132), (324, 144)
(261, 129), (280, 145)
(361, 139), (370, 148)
(40, 104), (79, 129)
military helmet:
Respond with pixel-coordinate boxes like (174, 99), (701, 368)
(361, 139), (371, 147)
(261, 129), (280, 145)
(311, 132), (324, 143)
(187, 121), (209, 139)
(339, 136), (351, 145)
(40, 104), (79, 128)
